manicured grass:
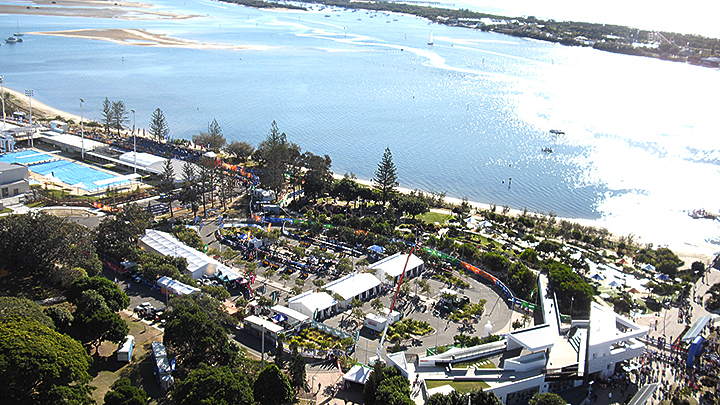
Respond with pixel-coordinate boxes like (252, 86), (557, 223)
(452, 358), (496, 369)
(89, 312), (167, 404)
(425, 379), (490, 392)
(418, 211), (453, 224)
(0, 207), (12, 214)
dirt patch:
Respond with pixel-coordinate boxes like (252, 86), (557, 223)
(89, 311), (168, 404)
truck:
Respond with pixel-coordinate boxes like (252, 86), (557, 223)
(151, 341), (174, 391)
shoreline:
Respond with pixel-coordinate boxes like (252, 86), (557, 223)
(3, 87), (82, 123)
(2, 85), (712, 264)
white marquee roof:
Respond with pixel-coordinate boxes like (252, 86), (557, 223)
(157, 276), (200, 296)
(119, 151), (166, 169)
(369, 252), (424, 278)
(289, 291), (336, 312)
(325, 272), (381, 300)
(271, 305), (309, 322)
(140, 229), (236, 279)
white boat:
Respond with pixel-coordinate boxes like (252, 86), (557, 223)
(14, 22), (23, 37)
(5, 36), (20, 44)
(428, 31), (434, 46)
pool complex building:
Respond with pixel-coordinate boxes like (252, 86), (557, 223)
(0, 150), (129, 191)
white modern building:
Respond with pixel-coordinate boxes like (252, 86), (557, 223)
(369, 252), (424, 285)
(394, 274), (648, 404)
(324, 271), (382, 308)
(139, 229), (240, 281)
(270, 304), (310, 328)
(288, 291), (337, 320)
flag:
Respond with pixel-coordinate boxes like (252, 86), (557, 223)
(267, 223), (271, 232)
(203, 244), (209, 253)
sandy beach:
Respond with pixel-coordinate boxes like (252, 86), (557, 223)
(3, 87), (82, 123)
(29, 28), (274, 50)
(0, 0), (191, 19)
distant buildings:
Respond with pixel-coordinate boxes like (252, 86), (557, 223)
(0, 161), (29, 199)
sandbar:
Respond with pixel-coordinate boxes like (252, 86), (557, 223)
(29, 28), (273, 50)
(0, 0), (193, 20)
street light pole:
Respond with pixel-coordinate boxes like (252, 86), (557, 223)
(261, 324), (265, 369)
(0, 76), (5, 130)
(79, 98), (85, 160)
(24, 89), (33, 147)
(131, 109), (136, 173)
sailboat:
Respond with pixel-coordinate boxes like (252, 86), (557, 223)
(14, 22), (23, 37)
(428, 31), (433, 46)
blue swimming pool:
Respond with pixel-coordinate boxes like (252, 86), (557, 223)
(0, 150), (55, 165)
(0, 151), (128, 191)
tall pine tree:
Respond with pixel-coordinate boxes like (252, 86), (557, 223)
(373, 147), (398, 206)
(149, 108), (169, 143)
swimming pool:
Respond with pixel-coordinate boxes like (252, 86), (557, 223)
(0, 151), (128, 191)
(0, 150), (55, 165)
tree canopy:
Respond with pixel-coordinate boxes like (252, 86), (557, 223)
(66, 276), (130, 312)
(104, 377), (148, 405)
(373, 147), (398, 205)
(163, 297), (238, 373)
(0, 296), (55, 328)
(529, 392), (566, 405)
(149, 108), (169, 143)
(0, 317), (93, 404)
(173, 365), (253, 405)
(94, 203), (152, 260)
(0, 212), (101, 281)
(193, 119), (227, 151)
(253, 364), (293, 405)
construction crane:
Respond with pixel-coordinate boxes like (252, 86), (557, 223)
(374, 244), (418, 363)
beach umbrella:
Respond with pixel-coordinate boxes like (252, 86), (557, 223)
(608, 280), (621, 287)
(641, 263), (656, 272)
(628, 288), (642, 294)
(590, 273), (605, 281)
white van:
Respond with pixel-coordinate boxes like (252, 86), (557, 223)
(117, 335), (135, 362)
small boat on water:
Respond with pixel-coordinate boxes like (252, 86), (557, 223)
(14, 22), (23, 37)
(541, 147), (553, 153)
(5, 36), (21, 44)
(428, 31), (434, 46)
(689, 209), (719, 220)
(550, 129), (565, 135)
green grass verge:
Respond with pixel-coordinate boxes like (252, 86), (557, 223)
(452, 358), (496, 369)
(425, 379), (490, 392)
(0, 207), (12, 214)
(418, 211), (453, 224)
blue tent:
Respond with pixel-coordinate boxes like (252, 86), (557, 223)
(368, 245), (385, 253)
(271, 313), (287, 323)
(655, 273), (671, 281)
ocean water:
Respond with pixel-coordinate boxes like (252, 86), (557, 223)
(0, 0), (719, 253)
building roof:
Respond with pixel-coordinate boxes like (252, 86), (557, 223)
(289, 291), (336, 312)
(271, 305), (309, 322)
(343, 364), (373, 385)
(157, 276), (200, 296)
(39, 133), (105, 151)
(369, 252), (424, 278)
(244, 315), (285, 334)
(325, 272), (382, 300)
(627, 383), (659, 405)
(119, 151), (166, 169)
(682, 315), (712, 342)
(140, 229), (236, 279)
(588, 302), (648, 346)
(507, 324), (555, 352)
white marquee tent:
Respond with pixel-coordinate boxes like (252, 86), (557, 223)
(139, 229), (238, 280)
(369, 252), (424, 285)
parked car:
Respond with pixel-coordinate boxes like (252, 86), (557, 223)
(134, 302), (153, 317)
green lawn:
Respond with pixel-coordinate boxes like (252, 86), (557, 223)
(89, 313), (168, 404)
(452, 358), (496, 369)
(425, 379), (490, 392)
(0, 207), (12, 214)
(418, 211), (453, 224)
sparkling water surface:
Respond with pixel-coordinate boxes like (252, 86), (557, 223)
(1, 0), (719, 251)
